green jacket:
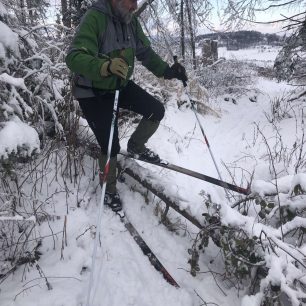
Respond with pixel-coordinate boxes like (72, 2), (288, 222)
(65, 0), (169, 98)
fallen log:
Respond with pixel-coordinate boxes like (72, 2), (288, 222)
(83, 141), (204, 229)
(118, 157), (203, 229)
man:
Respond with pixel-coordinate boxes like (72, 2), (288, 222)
(65, 0), (187, 212)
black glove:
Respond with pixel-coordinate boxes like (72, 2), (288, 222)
(164, 62), (188, 84)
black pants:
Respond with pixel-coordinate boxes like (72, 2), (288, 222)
(78, 81), (165, 157)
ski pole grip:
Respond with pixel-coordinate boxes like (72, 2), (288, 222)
(116, 77), (121, 90)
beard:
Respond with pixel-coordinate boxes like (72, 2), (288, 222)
(114, 0), (134, 24)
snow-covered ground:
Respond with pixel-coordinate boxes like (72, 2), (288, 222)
(1, 46), (305, 306)
(218, 45), (281, 66)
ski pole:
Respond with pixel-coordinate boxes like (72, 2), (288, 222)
(85, 88), (120, 306)
(173, 57), (231, 201)
(186, 87), (231, 201)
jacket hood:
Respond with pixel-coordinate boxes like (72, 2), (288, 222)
(91, 0), (113, 16)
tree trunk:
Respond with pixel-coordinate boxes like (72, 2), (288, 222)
(26, 0), (33, 23)
(135, 0), (156, 17)
(186, 0), (196, 69)
(20, 0), (26, 24)
(180, 0), (185, 60)
(61, 0), (71, 27)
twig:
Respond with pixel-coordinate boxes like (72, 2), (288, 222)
(76, 225), (96, 241)
(207, 267), (227, 296)
(14, 284), (40, 301)
(194, 289), (220, 306)
(36, 264), (52, 290)
(178, 267), (227, 296)
(22, 276), (82, 287)
(269, 236), (306, 269)
(231, 195), (256, 208)
(256, 123), (284, 241)
(61, 215), (67, 260)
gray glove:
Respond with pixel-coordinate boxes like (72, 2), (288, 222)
(101, 57), (129, 79)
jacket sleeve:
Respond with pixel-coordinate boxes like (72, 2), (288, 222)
(134, 19), (169, 78)
(65, 10), (108, 81)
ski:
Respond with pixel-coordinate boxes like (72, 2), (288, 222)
(119, 151), (251, 196)
(115, 211), (180, 288)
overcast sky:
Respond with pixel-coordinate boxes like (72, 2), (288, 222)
(48, 0), (299, 35)
(203, 0), (300, 34)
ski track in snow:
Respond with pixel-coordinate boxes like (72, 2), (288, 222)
(1, 46), (296, 306)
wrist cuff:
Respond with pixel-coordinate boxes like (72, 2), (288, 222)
(163, 65), (173, 80)
(100, 60), (111, 77)
(107, 60), (112, 74)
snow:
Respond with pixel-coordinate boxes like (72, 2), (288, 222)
(0, 20), (19, 56)
(252, 175), (293, 195)
(0, 1), (7, 16)
(290, 173), (306, 193)
(0, 73), (27, 89)
(1, 45), (306, 306)
(0, 215), (36, 221)
(241, 292), (263, 306)
(252, 179), (277, 196)
(0, 116), (40, 159)
(0, 41), (5, 58)
(218, 46), (281, 65)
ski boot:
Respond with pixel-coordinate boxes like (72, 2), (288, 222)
(104, 192), (122, 212)
(127, 144), (160, 163)
(127, 118), (161, 163)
